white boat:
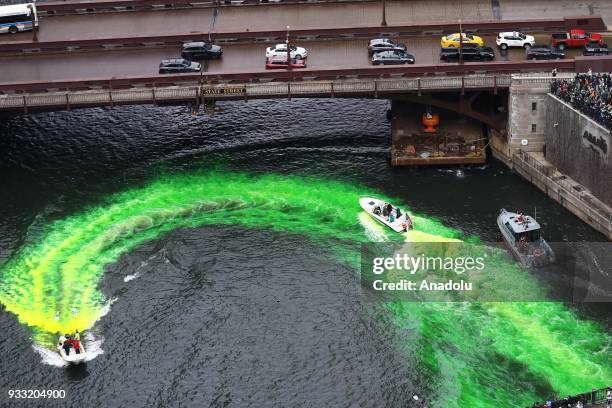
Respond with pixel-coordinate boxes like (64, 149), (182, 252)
(359, 197), (413, 233)
(57, 334), (87, 364)
(497, 208), (555, 267)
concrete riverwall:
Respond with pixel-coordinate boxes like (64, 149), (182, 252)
(545, 94), (612, 207)
(512, 150), (612, 240)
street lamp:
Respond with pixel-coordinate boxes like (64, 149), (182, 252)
(381, 0), (387, 27)
(286, 25), (292, 71)
(458, 19), (463, 65)
(28, 4), (38, 42)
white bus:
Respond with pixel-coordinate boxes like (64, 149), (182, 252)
(0, 3), (38, 35)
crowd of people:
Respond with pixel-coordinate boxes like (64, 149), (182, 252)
(528, 387), (611, 408)
(372, 202), (413, 231)
(550, 72), (612, 131)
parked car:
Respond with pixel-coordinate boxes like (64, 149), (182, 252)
(526, 45), (565, 60)
(368, 38), (408, 55)
(265, 55), (307, 69)
(551, 29), (602, 51)
(265, 44), (308, 59)
(372, 50), (415, 65)
(159, 58), (201, 74)
(583, 40), (609, 56)
(181, 41), (223, 60)
(440, 33), (484, 48)
(440, 44), (495, 61)
(496, 31), (535, 50)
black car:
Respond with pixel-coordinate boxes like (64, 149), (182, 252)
(159, 58), (202, 74)
(526, 45), (565, 60)
(181, 41), (223, 60)
(372, 50), (415, 65)
(440, 44), (495, 61)
(583, 40), (609, 56)
(368, 38), (408, 55)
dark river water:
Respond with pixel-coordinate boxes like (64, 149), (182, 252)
(0, 99), (609, 408)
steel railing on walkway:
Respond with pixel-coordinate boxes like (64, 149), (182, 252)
(35, 0), (376, 15)
(0, 59), (582, 94)
(0, 74), (513, 110)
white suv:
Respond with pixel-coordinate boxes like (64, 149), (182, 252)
(265, 44), (308, 59)
(496, 32), (535, 50)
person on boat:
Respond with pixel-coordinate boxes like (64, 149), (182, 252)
(389, 212), (395, 223)
(373, 205), (381, 215)
(405, 214), (414, 230)
(382, 203), (389, 217)
(396, 207), (401, 218)
(519, 234), (529, 252)
(62, 335), (72, 355)
(71, 337), (81, 354)
(58, 333), (69, 348)
(386, 203), (393, 215)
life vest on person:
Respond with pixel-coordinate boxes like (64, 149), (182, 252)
(404, 216), (414, 230)
(519, 235), (528, 251)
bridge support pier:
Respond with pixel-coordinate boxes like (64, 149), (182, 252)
(505, 75), (551, 153)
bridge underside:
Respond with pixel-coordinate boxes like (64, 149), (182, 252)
(391, 91), (508, 132)
(388, 91), (508, 166)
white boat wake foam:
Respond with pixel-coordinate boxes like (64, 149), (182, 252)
(35, 298), (117, 366)
(358, 212), (389, 242)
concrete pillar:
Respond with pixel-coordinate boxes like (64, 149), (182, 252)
(507, 75), (552, 152)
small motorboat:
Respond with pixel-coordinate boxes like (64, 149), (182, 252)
(497, 208), (555, 267)
(359, 197), (413, 233)
(57, 333), (87, 364)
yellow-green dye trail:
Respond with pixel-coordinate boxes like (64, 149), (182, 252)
(0, 171), (609, 407)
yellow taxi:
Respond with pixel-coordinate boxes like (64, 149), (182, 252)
(440, 33), (484, 48)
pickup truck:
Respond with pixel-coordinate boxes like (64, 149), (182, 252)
(551, 29), (602, 50)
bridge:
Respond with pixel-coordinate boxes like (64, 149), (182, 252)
(1, 1), (610, 120)
(1, 1), (610, 145)
(1, 0), (610, 236)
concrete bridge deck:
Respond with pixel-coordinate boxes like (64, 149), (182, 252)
(3, 0), (612, 44)
(0, 34), (585, 83)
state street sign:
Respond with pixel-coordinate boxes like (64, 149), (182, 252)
(202, 86), (246, 96)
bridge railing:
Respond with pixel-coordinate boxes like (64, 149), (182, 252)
(36, 0), (376, 15)
(511, 72), (575, 86)
(3, 72), (597, 112)
(0, 59), (581, 95)
(0, 74), (516, 111)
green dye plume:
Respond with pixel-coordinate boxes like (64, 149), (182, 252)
(0, 171), (609, 407)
